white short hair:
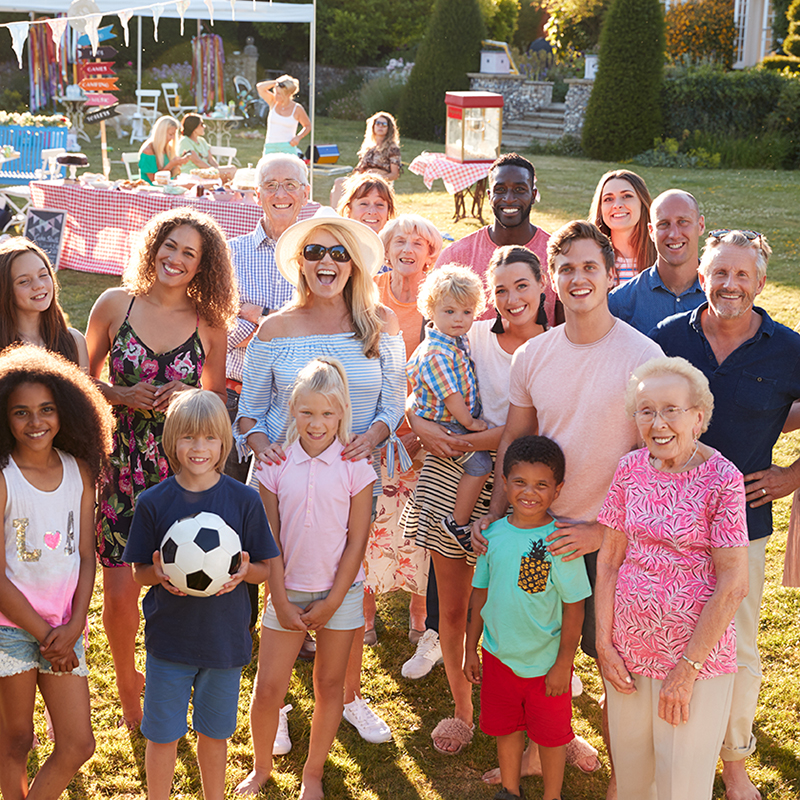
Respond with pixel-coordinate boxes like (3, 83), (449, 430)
(254, 153), (308, 189)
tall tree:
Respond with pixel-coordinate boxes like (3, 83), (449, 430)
(398, 0), (486, 140)
(582, 0), (665, 160)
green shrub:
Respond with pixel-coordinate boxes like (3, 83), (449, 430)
(525, 134), (585, 156)
(360, 71), (408, 117)
(478, 0), (520, 42)
(327, 93), (365, 120)
(686, 130), (798, 169)
(661, 64), (786, 138)
(582, 0), (665, 160)
(761, 54), (800, 72)
(398, 0), (485, 140)
(632, 136), (721, 168)
(318, 71), (365, 116)
(544, 0), (610, 58)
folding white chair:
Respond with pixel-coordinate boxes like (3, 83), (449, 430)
(122, 152), (141, 180)
(209, 145), (236, 166)
(161, 82), (197, 118)
(40, 147), (67, 180)
(130, 90), (161, 144)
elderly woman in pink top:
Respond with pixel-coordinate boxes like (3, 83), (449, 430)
(596, 356), (749, 800)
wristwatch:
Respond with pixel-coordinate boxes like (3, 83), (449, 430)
(681, 654), (703, 671)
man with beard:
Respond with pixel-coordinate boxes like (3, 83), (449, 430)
(651, 229), (800, 800)
(433, 152), (560, 326)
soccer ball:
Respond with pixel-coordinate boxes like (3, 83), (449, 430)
(160, 512), (242, 597)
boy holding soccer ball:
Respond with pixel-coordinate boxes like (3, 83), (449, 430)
(123, 389), (280, 800)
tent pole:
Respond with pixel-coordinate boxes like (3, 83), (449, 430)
(309, 0), (316, 201)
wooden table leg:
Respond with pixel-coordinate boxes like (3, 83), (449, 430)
(453, 189), (466, 222)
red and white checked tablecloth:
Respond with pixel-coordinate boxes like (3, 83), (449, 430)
(408, 152), (492, 195)
(29, 182), (320, 276)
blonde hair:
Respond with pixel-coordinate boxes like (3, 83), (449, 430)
(417, 264), (487, 320)
(276, 74), (300, 98)
(358, 111), (400, 160)
(625, 356), (714, 434)
(286, 358), (352, 445)
(143, 115), (179, 170)
(380, 214), (443, 268)
(163, 389), (233, 473)
(289, 222), (383, 358)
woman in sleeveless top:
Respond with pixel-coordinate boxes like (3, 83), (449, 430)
(257, 74), (311, 156)
(85, 207), (237, 729)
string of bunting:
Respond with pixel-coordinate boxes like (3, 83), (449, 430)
(1, 0), (275, 66)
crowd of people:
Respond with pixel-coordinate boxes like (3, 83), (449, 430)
(0, 143), (798, 800)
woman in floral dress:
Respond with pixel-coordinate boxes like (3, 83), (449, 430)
(86, 207), (237, 729)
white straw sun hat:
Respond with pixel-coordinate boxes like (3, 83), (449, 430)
(275, 206), (385, 287)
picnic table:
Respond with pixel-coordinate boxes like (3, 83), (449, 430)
(408, 152), (491, 223)
(30, 180), (319, 275)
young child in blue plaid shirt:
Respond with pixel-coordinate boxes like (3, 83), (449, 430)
(407, 264), (492, 554)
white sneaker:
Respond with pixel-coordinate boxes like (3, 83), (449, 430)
(401, 629), (443, 679)
(342, 697), (392, 743)
(272, 704), (292, 755)
(571, 673), (583, 698)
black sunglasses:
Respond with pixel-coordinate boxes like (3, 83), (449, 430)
(708, 228), (761, 241)
(303, 243), (351, 263)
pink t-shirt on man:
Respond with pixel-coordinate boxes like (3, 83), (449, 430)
(598, 448), (748, 680)
(435, 226), (557, 325)
(509, 320), (662, 523)
(256, 439), (376, 592)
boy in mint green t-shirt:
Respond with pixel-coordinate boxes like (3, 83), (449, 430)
(465, 436), (591, 800)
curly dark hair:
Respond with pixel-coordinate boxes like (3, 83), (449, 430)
(503, 435), (565, 484)
(0, 238), (79, 364)
(489, 152), (536, 187)
(0, 345), (114, 483)
(122, 207), (238, 331)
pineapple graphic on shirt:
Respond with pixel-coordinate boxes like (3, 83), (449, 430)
(518, 538), (550, 593)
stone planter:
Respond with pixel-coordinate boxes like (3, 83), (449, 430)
(563, 79), (594, 138)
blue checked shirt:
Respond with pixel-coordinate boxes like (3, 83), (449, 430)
(407, 327), (481, 422)
(226, 223), (296, 382)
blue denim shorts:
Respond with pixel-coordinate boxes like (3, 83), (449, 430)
(440, 420), (493, 476)
(0, 625), (88, 677)
(262, 581), (365, 632)
(141, 654), (242, 744)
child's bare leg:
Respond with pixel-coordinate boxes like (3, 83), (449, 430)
(343, 625), (365, 704)
(0, 670), (37, 800)
(302, 628), (356, 800)
(496, 730), (526, 796)
(234, 627), (303, 797)
(27, 673), (94, 800)
(197, 733), (227, 800)
(102, 565), (145, 727)
(539, 742), (567, 800)
(145, 740), (178, 800)
(453, 474), (489, 527)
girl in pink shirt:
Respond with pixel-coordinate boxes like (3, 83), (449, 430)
(236, 358), (375, 800)
(0, 346), (113, 799)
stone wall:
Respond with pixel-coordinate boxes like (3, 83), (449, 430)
(286, 61), (384, 104)
(563, 79), (594, 138)
(467, 73), (553, 121)
(224, 38), (259, 94)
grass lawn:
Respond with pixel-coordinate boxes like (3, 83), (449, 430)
(25, 116), (800, 799)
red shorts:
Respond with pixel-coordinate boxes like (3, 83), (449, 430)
(479, 648), (574, 747)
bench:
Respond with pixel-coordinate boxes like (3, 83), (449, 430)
(0, 125), (69, 184)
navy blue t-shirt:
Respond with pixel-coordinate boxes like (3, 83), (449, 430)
(651, 304), (800, 540)
(123, 474), (279, 668)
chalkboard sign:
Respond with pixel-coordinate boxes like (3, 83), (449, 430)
(24, 208), (67, 270)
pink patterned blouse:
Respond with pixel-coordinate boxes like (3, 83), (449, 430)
(597, 447), (748, 681)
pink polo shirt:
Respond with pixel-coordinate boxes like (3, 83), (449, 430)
(256, 439), (376, 591)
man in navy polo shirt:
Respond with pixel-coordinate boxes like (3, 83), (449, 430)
(651, 229), (800, 800)
(609, 190), (706, 333)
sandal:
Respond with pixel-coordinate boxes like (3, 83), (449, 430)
(431, 717), (474, 755)
(494, 788), (525, 800)
(566, 735), (601, 773)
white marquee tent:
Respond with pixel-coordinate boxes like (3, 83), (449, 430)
(2, 0), (320, 189)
